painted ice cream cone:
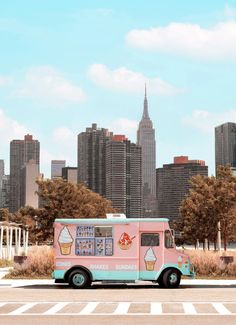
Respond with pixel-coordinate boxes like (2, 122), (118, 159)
(177, 256), (183, 268)
(144, 248), (157, 271)
(58, 226), (73, 255)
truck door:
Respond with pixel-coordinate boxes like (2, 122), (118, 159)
(139, 232), (163, 280)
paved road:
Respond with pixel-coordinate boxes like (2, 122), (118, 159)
(1, 280), (236, 324)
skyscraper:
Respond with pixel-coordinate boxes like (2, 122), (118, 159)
(215, 122), (236, 173)
(62, 167), (78, 184)
(106, 135), (142, 218)
(156, 156), (208, 222)
(77, 123), (113, 196)
(0, 160), (5, 207)
(51, 160), (66, 179)
(137, 86), (157, 217)
(10, 134), (40, 212)
(20, 159), (39, 208)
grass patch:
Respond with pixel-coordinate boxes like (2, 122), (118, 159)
(5, 246), (54, 279)
(183, 249), (236, 277)
(0, 259), (13, 268)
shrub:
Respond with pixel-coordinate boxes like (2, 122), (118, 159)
(185, 249), (236, 277)
(5, 246), (54, 279)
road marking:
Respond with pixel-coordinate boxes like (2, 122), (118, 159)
(43, 302), (69, 315)
(0, 301), (236, 316)
(113, 302), (130, 314)
(212, 303), (232, 315)
(183, 302), (197, 315)
(79, 302), (99, 315)
(8, 303), (37, 315)
(150, 302), (162, 314)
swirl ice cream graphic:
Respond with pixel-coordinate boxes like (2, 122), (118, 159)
(58, 226), (73, 255)
(144, 248), (157, 271)
(177, 256), (183, 268)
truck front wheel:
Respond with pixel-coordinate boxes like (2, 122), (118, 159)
(68, 269), (91, 289)
(162, 269), (181, 288)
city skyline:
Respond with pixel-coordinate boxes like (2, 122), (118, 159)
(1, 1), (236, 177)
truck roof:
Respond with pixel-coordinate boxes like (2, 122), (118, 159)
(54, 218), (169, 224)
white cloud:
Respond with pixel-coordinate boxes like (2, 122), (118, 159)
(0, 76), (11, 86)
(126, 21), (236, 60)
(52, 127), (75, 142)
(224, 4), (236, 18)
(110, 118), (138, 142)
(88, 64), (182, 95)
(0, 109), (28, 142)
(15, 66), (86, 104)
(182, 109), (236, 133)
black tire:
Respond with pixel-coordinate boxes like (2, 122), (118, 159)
(162, 269), (181, 288)
(68, 269), (91, 289)
(157, 277), (165, 288)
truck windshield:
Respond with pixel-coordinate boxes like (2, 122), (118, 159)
(165, 230), (174, 248)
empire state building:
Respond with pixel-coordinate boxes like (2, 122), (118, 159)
(137, 86), (157, 217)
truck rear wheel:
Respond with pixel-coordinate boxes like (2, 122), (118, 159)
(68, 269), (91, 289)
(162, 269), (181, 288)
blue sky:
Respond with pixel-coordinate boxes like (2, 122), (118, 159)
(1, 0), (236, 177)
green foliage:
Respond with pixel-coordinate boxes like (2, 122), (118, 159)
(179, 166), (236, 250)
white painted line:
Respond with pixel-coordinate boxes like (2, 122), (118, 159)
(113, 302), (130, 315)
(212, 303), (232, 315)
(79, 302), (99, 315)
(9, 303), (37, 315)
(0, 303), (6, 308)
(150, 302), (162, 314)
(43, 302), (69, 315)
(183, 303), (197, 315)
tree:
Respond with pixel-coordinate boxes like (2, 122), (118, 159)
(179, 166), (236, 250)
(31, 179), (116, 242)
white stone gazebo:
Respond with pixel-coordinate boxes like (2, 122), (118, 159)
(0, 221), (29, 261)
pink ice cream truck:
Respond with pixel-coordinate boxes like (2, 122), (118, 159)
(53, 214), (194, 289)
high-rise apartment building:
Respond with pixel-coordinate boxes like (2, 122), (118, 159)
(106, 135), (142, 218)
(0, 160), (5, 207)
(20, 159), (39, 208)
(51, 160), (66, 179)
(156, 156), (208, 222)
(77, 123), (113, 196)
(1, 175), (10, 209)
(137, 86), (157, 217)
(10, 134), (40, 212)
(62, 167), (78, 184)
(215, 122), (236, 173)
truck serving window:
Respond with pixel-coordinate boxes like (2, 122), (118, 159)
(141, 233), (159, 246)
(165, 230), (174, 248)
(95, 226), (112, 237)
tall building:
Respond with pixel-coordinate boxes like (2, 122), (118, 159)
(20, 159), (39, 208)
(77, 123), (113, 196)
(137, 86), (157, 217)
(62, 167), (78, 184)
(51, 160), (66, 179)
(0, 160), (5, 208)
(1, 175), (10, 209)
(106, 135), (142, 218)
(215, 122), (236, 173)
(156, 156), (208, 222)
(10, 134), (40, 212)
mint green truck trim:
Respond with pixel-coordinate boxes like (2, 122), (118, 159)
(53, 270), (66, 279)
(53, 262), (194, 282)
(54, 218), (169, 224)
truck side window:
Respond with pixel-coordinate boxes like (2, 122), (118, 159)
(165, 230), (174, 248)
(141, 233), (159, 246)
(95, 226), (112, 237)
